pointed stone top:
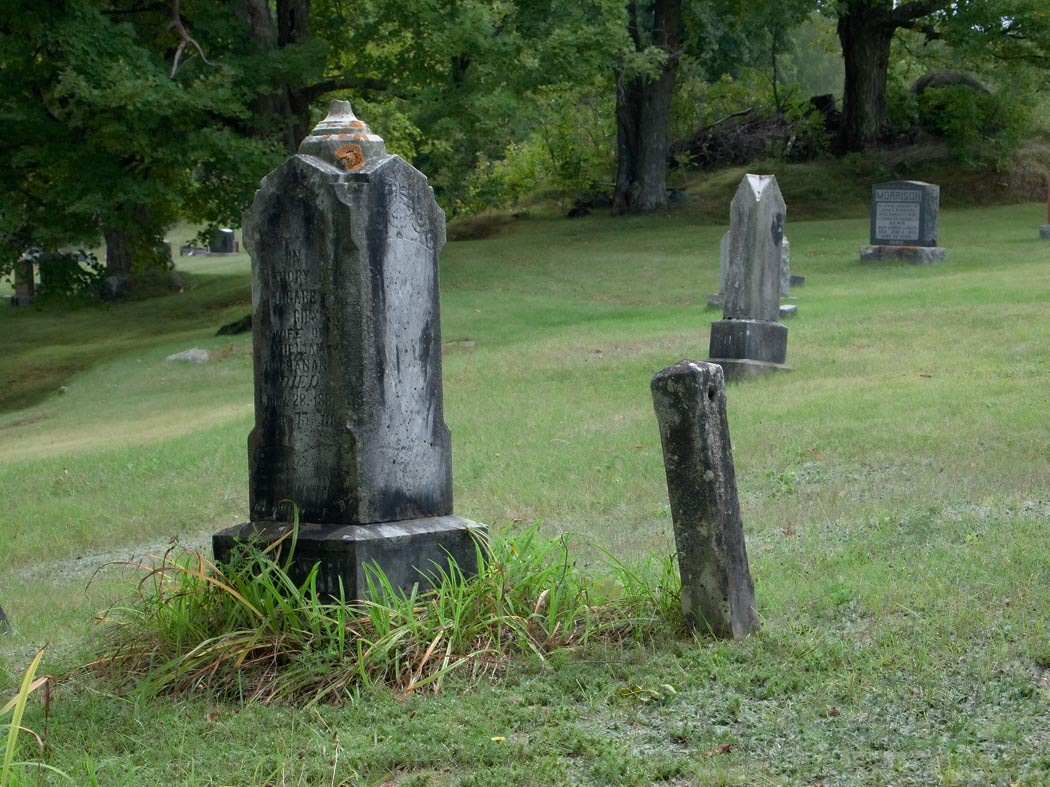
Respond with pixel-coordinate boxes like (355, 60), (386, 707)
(744, 174), (778, 202)
(298, 100), (387, 171)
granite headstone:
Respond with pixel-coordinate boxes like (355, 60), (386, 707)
(861, 180), (946, 263)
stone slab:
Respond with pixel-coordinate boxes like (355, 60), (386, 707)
(244, 135), (451, 526)
(860, 244), (947, 264)
(707, 357), (792, 382)
(789, 275), (805, 288)
(213, 515), (487, 599)
(1040, 225), (1050, 239)
(709, 319), (788, 365)
(779, 304), (797, 318)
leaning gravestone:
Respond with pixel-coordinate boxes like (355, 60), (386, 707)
(707, 174), (790, 380)
(651, 360), (759, 639)
(213, 101), (484, 598)
(860, 181), (946, 263)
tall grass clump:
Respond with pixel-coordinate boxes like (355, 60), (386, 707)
(1, 647), (71, 786)
(86, 521), (685, 706)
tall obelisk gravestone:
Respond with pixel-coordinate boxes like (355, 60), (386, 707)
(213, 101), (484, 598)
(707, 174), (790, 381)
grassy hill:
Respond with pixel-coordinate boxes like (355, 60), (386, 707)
(0, 197), (1048, 784)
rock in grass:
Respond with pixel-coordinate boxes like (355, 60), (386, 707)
(166, 348), (210, 364)
(0, 604), (9, 635)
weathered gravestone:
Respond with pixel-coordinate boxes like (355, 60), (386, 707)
(707, 231), (797, 315)
(707, 174), (791, 380)
(213, 101), (484, 598)
(651, 360), (759, 639)
(860, 180), (946, 263)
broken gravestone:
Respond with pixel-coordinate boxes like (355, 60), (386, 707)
(707, 174), (791, 380)
(213, 101), (484, 598)
(651, 360), (759, 638)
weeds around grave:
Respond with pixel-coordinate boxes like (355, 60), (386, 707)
(85, 517), (685, 705)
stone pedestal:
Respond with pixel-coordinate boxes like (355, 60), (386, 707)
(860, 244), (947, 264)
(214, 516), (485, 599)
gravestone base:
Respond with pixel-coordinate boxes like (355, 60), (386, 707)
(709, 319), (787, 364)
(213, 516), (487, 600)
(1039, 225), (1050, 239)
(860, 244), (946, 264)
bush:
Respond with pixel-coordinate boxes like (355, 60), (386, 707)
(916, 85), (1031, 166)
(33, 250), (105, 303)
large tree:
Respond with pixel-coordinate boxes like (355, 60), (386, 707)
(612, 0), (682, 212)
(834, 0), (951, 151)
(0, 0), (290, 276)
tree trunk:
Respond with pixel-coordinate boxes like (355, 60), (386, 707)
(104, 227), (133, 276)
(837, 1), (895, 151)
(240, 0), (312, 153)
(613, 0), (681, 213)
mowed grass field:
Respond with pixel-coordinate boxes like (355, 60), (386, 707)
(0, 201), (1048, 785)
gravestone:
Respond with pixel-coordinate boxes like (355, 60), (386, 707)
(651, 360), (759, 639)
(707, 174), (790, 380)
(860, 181), (946, 263)
(706, 231), (732, 309)
(708, 232), (797, 316)
(213, 101), (484, 598)
(209, 228), (239, 255)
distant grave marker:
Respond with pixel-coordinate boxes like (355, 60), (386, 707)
(706, 174), (791, 380)
(861, 181), (946, 263)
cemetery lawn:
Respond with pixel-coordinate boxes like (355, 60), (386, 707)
(1, 203), (1049, 785)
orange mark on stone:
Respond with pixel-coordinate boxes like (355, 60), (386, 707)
(336, 143), (365, 171)
(349, 120), (365, 130)
(352, 133), (367, 140)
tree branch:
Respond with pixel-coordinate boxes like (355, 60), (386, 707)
(890, 0), (952, 26)
(167, 0), (217, 77)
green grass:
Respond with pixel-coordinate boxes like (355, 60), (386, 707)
(1, 200), (1049, 784)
